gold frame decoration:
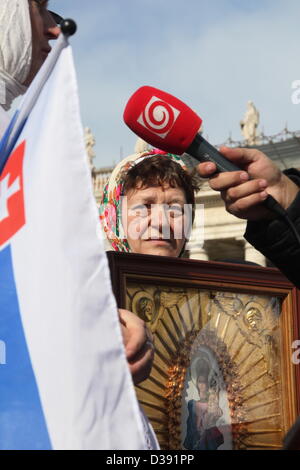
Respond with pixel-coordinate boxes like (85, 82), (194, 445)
(107, 252), (300, 450)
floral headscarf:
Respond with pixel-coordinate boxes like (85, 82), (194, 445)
(99, 149), (188, 252)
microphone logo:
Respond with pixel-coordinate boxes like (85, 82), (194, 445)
(137, 96), (180, 138)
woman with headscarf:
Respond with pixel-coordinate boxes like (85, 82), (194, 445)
(0, 0), (60, 135)
(100, 147), (200, 257)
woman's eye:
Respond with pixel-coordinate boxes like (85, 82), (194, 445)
(34, 0), (48, 10)
(168, 205), (184, 217)
(129, 205), (149, 217)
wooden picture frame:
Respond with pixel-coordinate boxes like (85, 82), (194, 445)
(107, 251), (300, 450)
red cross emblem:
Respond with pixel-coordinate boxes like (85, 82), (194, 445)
(0, 141), (26, 248)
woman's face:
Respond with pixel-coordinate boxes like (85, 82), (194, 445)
(24, 1), (60, 86)
(122, 183), (189, 257)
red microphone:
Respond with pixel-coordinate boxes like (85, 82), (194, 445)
(123, 86), (242, 172)
(123, 85), (290, 218)
(123, 86), (201, 155)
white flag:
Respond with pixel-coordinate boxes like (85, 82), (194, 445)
(0, 43), (153, 450)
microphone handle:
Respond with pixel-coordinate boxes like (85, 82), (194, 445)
(187, 133), (242, 172)
(186, 133), (285, 216)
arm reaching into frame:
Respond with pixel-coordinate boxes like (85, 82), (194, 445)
(197, 146), (300, 288)
(197, 146), (299, 221)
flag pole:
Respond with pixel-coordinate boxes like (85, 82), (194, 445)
(0, 19), (77, 174)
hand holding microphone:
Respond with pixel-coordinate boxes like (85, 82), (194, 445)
(123, 86), (242, 172)
(123, 86), (299, 222)
(198, 146), (300, 222)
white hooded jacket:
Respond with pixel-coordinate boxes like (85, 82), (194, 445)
(0, 0), (32, 111)
(0, 104), (9, 138)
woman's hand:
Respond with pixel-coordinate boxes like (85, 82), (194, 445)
(119, 308), (154, 385)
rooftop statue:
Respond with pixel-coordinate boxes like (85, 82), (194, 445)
(240, 101), (260, 146)
(84, 127), (96, 170)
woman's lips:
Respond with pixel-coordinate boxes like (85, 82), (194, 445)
(144, 239), (172, 245)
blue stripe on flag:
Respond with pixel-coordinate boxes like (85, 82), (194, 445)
(0, 111), (19, 175)
(0, 246), (52, 450)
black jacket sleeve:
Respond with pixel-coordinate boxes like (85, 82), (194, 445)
(244, 168), (300, 288)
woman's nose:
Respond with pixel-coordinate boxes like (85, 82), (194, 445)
(45, 11), (61, 40)
(150, 204), (171, 235)
(48, 25), (61, 39)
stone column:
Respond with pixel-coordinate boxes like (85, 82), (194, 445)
(188, 242), (209, 261)
(187, 203), (206, 260)
(244, 241), (266, 267)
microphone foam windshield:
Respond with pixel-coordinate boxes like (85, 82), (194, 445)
(123, 86), (202, 155)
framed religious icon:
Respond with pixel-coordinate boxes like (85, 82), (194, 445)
(107, 252), (300, 450)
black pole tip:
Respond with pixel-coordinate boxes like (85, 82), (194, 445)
(61, 19), (77, 37)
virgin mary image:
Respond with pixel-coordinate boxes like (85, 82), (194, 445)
(183, 352), (225, 450)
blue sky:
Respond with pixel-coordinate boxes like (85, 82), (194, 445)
(50, 0), (300, 167)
